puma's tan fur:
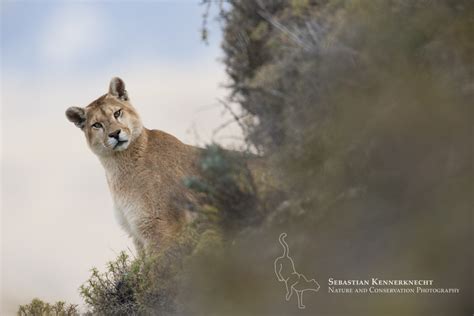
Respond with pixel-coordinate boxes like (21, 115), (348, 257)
(66, 77), (201, 254)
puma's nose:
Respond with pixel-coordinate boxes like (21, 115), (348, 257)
(108, 129), (121, 139)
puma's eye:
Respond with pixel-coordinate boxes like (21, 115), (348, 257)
(92, 122), (102, 129)
(114, 109), (122, 119)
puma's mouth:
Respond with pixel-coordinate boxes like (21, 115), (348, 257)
(113, 140), (128, 149)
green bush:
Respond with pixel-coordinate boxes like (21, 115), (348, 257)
(79, 252), (142, 315)
(17, 298), (78, 316)
(184, 144), (264, 234)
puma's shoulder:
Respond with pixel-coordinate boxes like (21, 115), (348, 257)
(145, 129), (201, 166)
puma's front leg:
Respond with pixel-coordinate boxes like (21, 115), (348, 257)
(133, 237), (145, 257)
(138, 211), (182, 255)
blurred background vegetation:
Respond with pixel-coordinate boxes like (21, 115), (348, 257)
(20, 0), (472, 315)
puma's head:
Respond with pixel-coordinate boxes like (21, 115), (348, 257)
(66, 77), (143, 156)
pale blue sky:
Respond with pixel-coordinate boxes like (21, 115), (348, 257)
(2, 1), (222, 74)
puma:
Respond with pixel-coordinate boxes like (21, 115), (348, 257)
(66, 77), (201, 254)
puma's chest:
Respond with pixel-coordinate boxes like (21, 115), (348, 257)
(112, 191), (140, 220)
(106, 174), (149, 235)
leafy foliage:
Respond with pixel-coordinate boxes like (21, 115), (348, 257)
(184, 144), (264, 234)
(200, 0), (473, 314)
(79, 252), (142, 315)
(17, 299), (78, 316)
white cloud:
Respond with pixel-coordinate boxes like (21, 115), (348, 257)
(38, 4), (106, 63)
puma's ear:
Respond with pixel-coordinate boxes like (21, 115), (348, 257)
(66, 106), (86, 129)
(108, 77), (129, 101)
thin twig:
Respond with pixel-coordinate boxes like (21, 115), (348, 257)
(217, 98), (247, 132)
(257, 10), (312, 51)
